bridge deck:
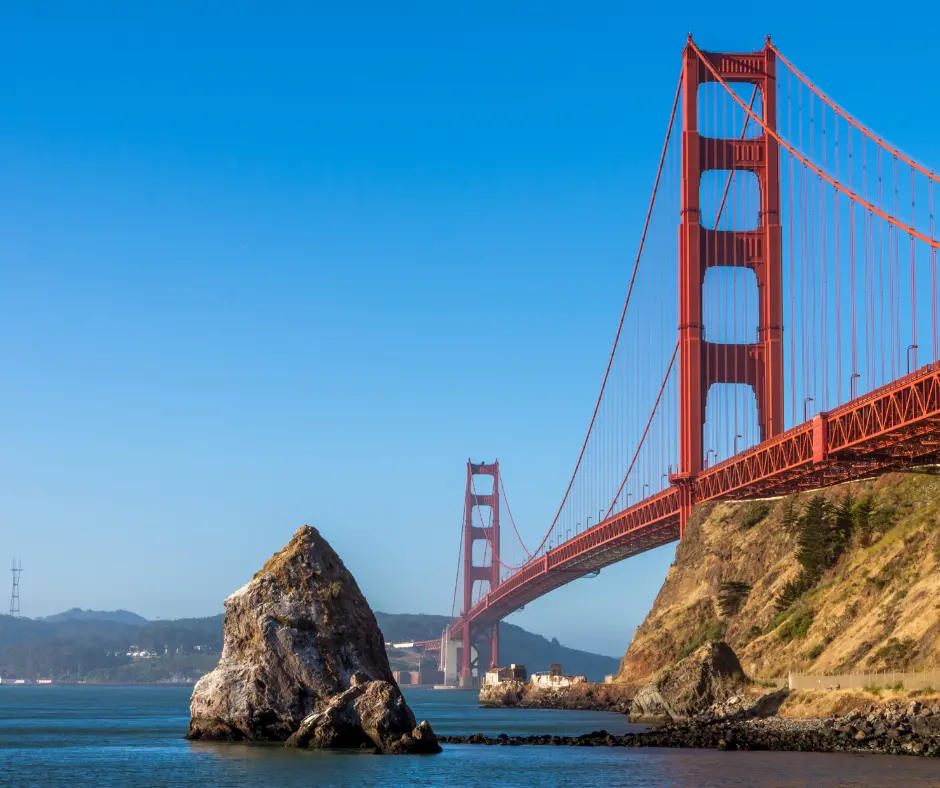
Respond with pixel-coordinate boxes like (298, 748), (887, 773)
(459, 363), (940, 632)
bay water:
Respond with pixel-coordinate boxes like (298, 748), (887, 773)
(1, 685), (938, 787)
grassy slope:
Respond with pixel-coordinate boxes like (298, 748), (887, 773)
(617, 470), (940, 690)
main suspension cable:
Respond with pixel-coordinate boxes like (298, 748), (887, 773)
(770, 44), (939, 184)
(520, 69), (684, 561)
(689, 41), (940, 251)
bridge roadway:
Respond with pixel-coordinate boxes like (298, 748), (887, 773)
(460, 362), (940, 633)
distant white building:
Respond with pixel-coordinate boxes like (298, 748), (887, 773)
(126, 648), (157, 659)
(529, 664), (586, 690)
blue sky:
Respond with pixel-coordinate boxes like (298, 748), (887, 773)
(1, 2), (937, 657)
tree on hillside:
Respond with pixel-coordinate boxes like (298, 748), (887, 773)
(775, 492), (859, 613)
(780, 498), (799, 534)
(717, 581), (752, 618)
(854, 495), (878, 546)
(795, 495), (832, 576)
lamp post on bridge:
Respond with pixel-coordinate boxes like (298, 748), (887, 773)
(642, 483), (649, 499)
(850, 373), (861, 400)
(734, 434), (742, 454)
(803, 397), (814, 423)
(704, 449), (716, 468)
(598, 508), (604, 525)
(907, 344), (919, 374)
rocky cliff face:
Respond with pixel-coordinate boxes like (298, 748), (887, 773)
(618, 471), (940, 689)
(187, 525), (440, 754)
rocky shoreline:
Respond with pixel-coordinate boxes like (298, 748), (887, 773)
(478, 681), (631, 714)
(447, 697), (940, 758)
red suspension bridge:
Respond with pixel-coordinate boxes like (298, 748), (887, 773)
(439, 36), (940, 684)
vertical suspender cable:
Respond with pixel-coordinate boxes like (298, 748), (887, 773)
(878, 148), (886, 385)
(910, 166), (917, 369)
(849, 129), (858, 393)
(820, 101), (828, 409)
(788, 70), (796, 422)
(932, 180), (937, 362)
(834, 115), (842, 403)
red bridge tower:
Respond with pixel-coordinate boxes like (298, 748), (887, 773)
(458, 459), (500, 683)
(675, 37), (784, 535)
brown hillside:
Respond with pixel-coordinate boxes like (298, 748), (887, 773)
(617, 470), (940, 690)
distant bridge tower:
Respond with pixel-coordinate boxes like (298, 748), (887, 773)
(675, 37), (784, 535)
(459, 460), (501, 683)
(9, 558), (21, 617)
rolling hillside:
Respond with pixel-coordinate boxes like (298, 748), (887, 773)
(0, 608), (618, 682)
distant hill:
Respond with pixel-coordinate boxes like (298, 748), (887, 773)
(0, 608), (618, 683)
(375, 612), (619, 681)
(40, 608), (150, 627)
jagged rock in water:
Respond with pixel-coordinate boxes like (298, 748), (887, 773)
(629, 641), (745, 723)
(186, 525), (440, 754)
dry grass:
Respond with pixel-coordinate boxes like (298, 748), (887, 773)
(778, 688), (940, 719)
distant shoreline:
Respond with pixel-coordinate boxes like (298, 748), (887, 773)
(1, 682), (197, 688)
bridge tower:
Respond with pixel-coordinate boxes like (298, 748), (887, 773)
(676, 37), (784, 535)
(459, 459), (500, 683)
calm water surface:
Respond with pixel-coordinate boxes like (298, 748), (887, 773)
(1, 685), (938, 787)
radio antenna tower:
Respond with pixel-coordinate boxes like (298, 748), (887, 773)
(9, 559), (22, 617)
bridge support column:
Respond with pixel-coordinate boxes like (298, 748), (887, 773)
(673, 475), (696, 539)
(460, 460), (502, 679)
(678, 37), (784, 516)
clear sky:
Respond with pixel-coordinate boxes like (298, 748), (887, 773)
(1, 2), (937, 657)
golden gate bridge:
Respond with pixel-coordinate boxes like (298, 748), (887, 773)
(434, 36), (940, 684)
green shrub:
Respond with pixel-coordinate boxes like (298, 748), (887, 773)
(678, 618), (727, 660)
(778, 608), (813, 642)
(775, 571), (814, 612)
(873, 637), (915, 669)
(742, 625), (763, 644)
(741, 503), (772, 529)
(806, 642), (825, 660)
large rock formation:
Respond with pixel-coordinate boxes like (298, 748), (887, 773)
(186, 525), (440, 754)
(629, 641), (745, 722)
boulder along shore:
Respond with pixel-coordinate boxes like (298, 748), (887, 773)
(442, 698), (940, 757)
